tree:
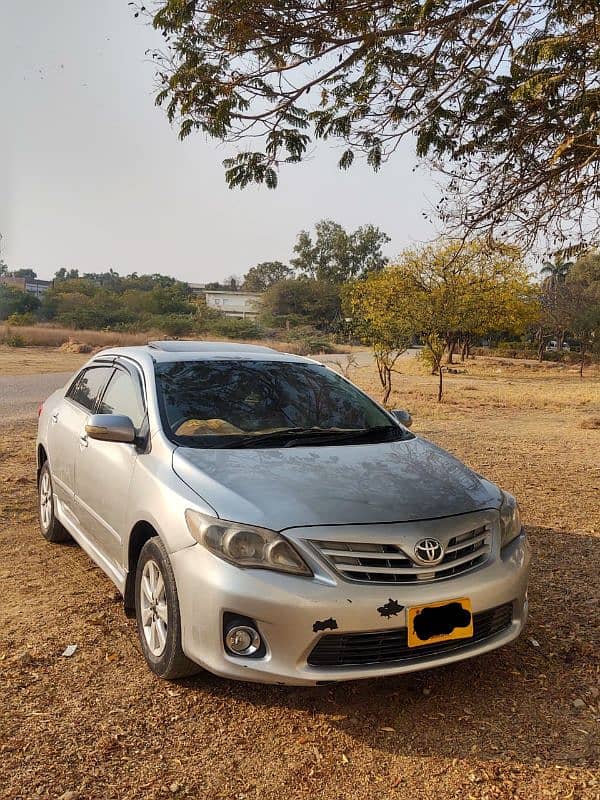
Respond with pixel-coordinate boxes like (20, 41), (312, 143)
(243, 261), (292, 292)
(540, 256), (574, 289)
(40, 272), (196, 330)
(535, 286), (571, 361)
(538, 255), (575, 354)
(401, 240), (537, 367)
(262, 278), (340, 330)
(0, 286), (41, 320)
(348, 240), (537, 402)
(566, 252), (600, 377)
(343, 274), (415, 404)
(205, 276), (243, 291)
(9, 268), (37, 280)
(54, 268), (80, 281)
(291, 220), (390, 283)
(148, 1), (600, 245)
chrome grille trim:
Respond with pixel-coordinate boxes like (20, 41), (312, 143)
(310, 524), (492, 584)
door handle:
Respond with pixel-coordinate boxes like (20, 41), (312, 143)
(51, 413), (59, 423)
(79, 434), (88, 448)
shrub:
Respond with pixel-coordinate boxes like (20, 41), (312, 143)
(261, 278), (341, 331)
(209, 317), (264, 339)
(156, 314), (196, 337)
(0, 285), (41, 319)
(6, 312), (36, 326)
(4, 332), (25, 347)
(288, 338), (339, 355)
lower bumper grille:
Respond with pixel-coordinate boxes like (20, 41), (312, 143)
(307, 602), (513, 668)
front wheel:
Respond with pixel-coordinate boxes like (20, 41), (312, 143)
(38, 461), (71, 543)
(135, 537), (201, 680)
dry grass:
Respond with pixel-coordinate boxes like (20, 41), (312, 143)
(339, 355), (600, 422)
(0, 324), (348, 355)
(0, 338), (350, 377)
(0, 346), (90, 376)
(0, 359), (599, 799)
(0, 323), (157, 348)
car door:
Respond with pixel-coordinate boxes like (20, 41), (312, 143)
(47, 365), (114, 525)
(73, 364), (146, 571)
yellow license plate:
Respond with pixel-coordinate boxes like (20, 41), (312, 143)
(407, 597), (473, 648)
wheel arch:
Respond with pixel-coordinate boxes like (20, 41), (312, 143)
(124, 520), (160, 614)
(37, 444), (48, 481)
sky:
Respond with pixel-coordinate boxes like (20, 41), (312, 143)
(0, 1), (438, 284)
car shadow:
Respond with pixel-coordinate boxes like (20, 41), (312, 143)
(183, 526), (599, 769)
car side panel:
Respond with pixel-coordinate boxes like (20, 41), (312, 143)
(46, 398), (88, 522)
(74, 437), (138, 571)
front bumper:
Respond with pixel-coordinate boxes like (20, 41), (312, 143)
(171, 525), (530, 686)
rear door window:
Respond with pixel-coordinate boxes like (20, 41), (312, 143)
(67, 367), (114, 412)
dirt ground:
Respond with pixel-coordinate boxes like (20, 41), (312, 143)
(0, 352), (599, 800)
(0, 345), (89, 376)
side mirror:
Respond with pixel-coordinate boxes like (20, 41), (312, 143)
(391, 409), (413, 428)
(85, 414), (135, 443)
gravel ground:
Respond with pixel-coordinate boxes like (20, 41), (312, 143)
(0, 370), (598, 800)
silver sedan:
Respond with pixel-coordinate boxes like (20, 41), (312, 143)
(36, 341), (529, 684)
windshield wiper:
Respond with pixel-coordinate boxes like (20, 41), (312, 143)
(220, 425), (403, 449)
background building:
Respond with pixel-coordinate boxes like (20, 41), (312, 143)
(0, 275), (53, 298)
(203, 290), (262, 319)
(187, 282), (206, 297)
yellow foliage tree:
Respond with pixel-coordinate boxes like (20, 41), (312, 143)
(343, 272), (415, 404)
(347, 240), (538, 402)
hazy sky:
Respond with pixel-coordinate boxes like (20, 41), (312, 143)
(1, 1), (438, 283)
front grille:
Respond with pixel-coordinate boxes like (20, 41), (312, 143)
(310, 525), (491, 584)
(307, 603), (513, 667)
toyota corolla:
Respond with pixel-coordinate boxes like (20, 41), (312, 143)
(36, 341), (530, 684)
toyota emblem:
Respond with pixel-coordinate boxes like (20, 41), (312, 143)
(414, 538), (444, 565)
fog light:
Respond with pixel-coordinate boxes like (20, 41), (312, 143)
(225, 625), (261, 656)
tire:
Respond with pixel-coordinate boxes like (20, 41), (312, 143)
(38, 461), (71, 543)
(135, 537), (201, 680)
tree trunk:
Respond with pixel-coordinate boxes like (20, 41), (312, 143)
(536, 331), (545, 362)
(580, 346), (586, 378)
(446, 338), (456, 364)
(460, 338), (470, 361)
(382, 367), (392, 405)
(437, 365), (443, 402)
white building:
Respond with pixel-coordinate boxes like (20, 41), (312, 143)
(204, 290), (262, 319)
(0, 275), (53, 298)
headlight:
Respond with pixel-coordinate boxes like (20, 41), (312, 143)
(499, 491), (522, 549)
(185, 510), (312, 576)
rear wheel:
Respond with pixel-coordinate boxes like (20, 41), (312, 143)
(38, 461), (71, 543)
(135, 537), (201, 680)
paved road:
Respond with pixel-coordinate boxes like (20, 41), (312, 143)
(0, 372), (71, 424)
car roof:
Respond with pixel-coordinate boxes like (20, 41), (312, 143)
(91, 340), (318, 367)
(147, 340), (276, 354)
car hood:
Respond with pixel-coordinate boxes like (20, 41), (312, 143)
(172, 437), (502, 531)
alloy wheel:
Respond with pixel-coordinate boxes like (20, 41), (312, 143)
(140, 559), (168, 656)
(39, 470), (53, 532)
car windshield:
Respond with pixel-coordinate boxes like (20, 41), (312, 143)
(155, 359), (408, 448)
